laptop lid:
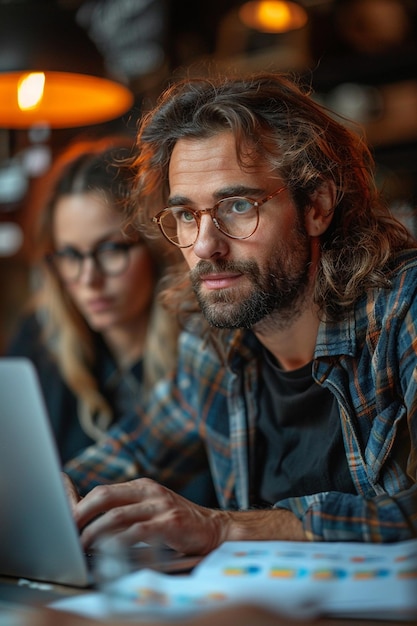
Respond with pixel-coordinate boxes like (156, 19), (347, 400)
(0, 357), (90, 587)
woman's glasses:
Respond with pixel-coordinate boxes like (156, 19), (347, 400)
(152, 187), (286, 248)
(48, 240), (142, 283)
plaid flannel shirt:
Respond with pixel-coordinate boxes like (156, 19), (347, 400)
(65, 250), (417, 542)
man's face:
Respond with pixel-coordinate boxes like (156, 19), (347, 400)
(168, 131), (313, 330)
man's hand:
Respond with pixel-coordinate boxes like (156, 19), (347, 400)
(72, 477), (306, 554)
(62, 472), (81, 514)
(74, 477), (228, 554)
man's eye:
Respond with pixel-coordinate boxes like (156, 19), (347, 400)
(174, 208), (195, 224)
(230, 198), (253, 214)
(182, 210), (195, 223)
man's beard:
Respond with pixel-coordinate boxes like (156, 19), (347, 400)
(190, 226), (311, 330)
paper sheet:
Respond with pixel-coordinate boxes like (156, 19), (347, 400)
(50, 539), (417, 621)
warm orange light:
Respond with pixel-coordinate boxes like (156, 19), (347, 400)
(17, 72), (45, 110)
(0, 71), (134, 129)
(239, 1), (308, 33)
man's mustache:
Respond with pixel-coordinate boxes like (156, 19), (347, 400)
(190, 259), (258, 282)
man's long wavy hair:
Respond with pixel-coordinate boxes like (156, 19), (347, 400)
(128, 72), (415, 324)
(27, 136), (178, 440)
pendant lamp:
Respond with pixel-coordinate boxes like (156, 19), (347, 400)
(0, 0), (134, 129)
(239, 1), (308, 33)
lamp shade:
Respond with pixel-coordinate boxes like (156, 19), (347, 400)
(0, 0), (134, 128)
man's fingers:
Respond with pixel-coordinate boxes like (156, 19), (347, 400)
(62, 472), (81, 512)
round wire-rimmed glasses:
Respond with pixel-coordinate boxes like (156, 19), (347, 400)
(151, 186), (286, 248)
(47, 240), (143, 283)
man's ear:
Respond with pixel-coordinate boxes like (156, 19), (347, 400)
(304, 180), (337, 237)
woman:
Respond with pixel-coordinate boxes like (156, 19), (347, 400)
(6, 136), (179, 463)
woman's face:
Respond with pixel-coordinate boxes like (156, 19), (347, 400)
(52, 191), (155, 334)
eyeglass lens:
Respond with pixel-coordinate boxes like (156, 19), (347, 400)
(160, 196), (259, 247)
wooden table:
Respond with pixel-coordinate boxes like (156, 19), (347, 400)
(0, 575), (413, 626)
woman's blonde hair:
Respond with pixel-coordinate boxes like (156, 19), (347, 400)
(27, 135), (178, 440)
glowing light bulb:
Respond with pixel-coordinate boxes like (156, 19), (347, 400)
(17, 72), (46, 110)
(239, 1), (307, 33)
(259, 1), (291, 28)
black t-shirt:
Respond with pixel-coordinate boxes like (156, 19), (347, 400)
(256, 348), (356, 506)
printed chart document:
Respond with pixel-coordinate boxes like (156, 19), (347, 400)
(51, 539), (417, 621)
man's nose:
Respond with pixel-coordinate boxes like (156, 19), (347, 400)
(192, 213), (229, 259)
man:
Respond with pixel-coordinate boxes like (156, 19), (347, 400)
(65, 72), (417, 554)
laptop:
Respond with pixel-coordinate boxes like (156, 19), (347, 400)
(0, 357), (200, 590)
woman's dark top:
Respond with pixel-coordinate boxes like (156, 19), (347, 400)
(5, 313), (218, 506)
(6, 313), (142, 463)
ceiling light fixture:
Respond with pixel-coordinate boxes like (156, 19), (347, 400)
(0, 0), (134, 129)
(239, 0), (308, 34)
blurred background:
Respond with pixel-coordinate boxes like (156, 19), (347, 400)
(1, 0), (417, 352)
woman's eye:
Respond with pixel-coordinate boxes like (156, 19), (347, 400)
(58, 248), (81, 260)
(99, 243), (120, 253)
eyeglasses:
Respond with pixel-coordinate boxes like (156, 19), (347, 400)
(47, 240), (142, 283)
(152, 186), (286, 248)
